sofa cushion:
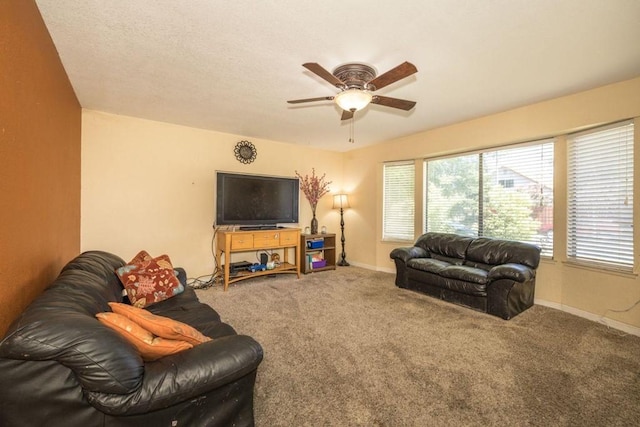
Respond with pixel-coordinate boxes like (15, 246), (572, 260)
(462, 259), (493, 271)
(116, 254), (184, 308)
(431, 253), (464, 265)
(96, 312), (193, 361)
(407, 268), (488, 296)
(439, 265), (489, 285)
(407, 258), (451, 274)
(109, 302), (212, 345)
(466, 237), (541, 269)
(415, 232), (473, 260)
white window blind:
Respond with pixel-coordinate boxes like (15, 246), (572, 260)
(383, 161), (415, 241)
(424, 140), (554, 256)
(567, 121), (634, 269)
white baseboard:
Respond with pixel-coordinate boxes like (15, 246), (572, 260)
(535, 298), (640, 337)
(345, 261), (380, 271)
(339, 260), (396, 273)
(376, 266), (395, 274)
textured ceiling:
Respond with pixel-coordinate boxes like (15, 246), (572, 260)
(35, 0), (640, 152)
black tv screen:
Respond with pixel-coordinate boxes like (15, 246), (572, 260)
(215, 172), (299, 226)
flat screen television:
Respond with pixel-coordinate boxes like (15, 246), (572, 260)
(215, 172), (299, 227)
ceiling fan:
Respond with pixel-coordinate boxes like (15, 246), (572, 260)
(287, 62), (418, 121)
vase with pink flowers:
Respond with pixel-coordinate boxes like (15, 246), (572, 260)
(295, 168), (332, 234)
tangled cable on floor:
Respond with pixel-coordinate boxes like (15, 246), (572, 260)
(186, 224), (224, 289)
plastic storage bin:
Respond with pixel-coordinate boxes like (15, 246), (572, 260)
(307, 239), (324, 249)
(311, 260), (327, 269)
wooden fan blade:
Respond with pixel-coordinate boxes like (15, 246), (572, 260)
(287, 96), (335, 104)
(341, 109), (354, 121)
(367, 61), (417, 91)
(372, 95), (416, 111)
(303, 63), (345, 88)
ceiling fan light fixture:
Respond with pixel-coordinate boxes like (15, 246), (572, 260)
(334, 89), (372, 112)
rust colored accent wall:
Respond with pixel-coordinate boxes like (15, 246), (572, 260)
(0, 1), (81, 336)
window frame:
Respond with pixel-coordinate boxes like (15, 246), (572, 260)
(566, 120), (634, 271)
(422, 139), (554, 256)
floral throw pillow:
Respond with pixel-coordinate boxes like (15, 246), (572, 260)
(129, 250), (153, 265)
(116, 254), (184, 308)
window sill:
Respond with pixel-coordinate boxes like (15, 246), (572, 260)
(563, 259), (637, 278)
(382, 238), (414, 245)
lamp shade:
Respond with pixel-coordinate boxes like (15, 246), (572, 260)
(334, 89), (372, 112)
(332, 194), (350, 209)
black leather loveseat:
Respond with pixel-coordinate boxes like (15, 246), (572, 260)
(0, 251), (263, 427)
(390, 233), (541, 319)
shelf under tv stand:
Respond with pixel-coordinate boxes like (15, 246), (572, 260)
(216, 228), (301, 290)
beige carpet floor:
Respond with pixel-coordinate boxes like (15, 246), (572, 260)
(196, 267), (640, 426)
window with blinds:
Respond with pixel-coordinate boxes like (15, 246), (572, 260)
(424, 140), (554, 256)
(383, 161), (415, 241)
(567, 121), (634, 269)
(424, 153), (479, 237)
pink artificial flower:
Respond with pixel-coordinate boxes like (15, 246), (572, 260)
(295, 168), (332, 210)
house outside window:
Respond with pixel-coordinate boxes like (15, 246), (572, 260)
(424, 140), (554, 256)
(499, 179), (514, 188)
(567, 121), (634, 269)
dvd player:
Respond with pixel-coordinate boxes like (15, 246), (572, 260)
(229, 261), (252, 274)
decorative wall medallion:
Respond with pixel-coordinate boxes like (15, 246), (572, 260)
(234, 140), (257, 164)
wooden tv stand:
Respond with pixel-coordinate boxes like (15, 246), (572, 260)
(216, 228), (301, 291)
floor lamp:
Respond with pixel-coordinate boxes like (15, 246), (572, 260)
(333, 194), (350, 266)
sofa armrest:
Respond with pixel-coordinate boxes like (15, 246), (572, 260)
(390, 246), (428, 264)
(488, 263), (534, 282)
(85, 334), (263, 415)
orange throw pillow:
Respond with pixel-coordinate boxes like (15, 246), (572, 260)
(108, 302), (211, 346)
(96, 312), (193, 361)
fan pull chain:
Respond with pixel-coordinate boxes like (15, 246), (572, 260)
(349, 111), (355, 143)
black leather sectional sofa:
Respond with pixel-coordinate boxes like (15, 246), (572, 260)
(0, 251), (263, 427)
(390, 232), (541, 319)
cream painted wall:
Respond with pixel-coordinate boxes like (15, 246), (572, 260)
(82, 77), (640, 331)
(81, 110), (344, 277)
(345, 76), (640, 330)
